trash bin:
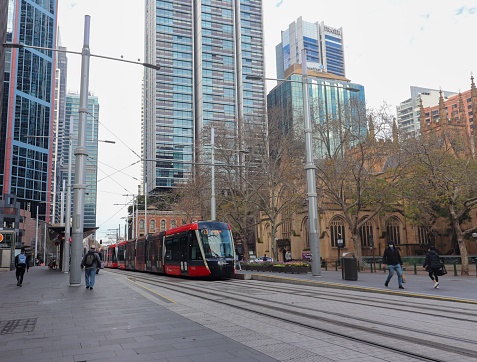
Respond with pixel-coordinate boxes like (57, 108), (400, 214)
(341, 253), (358, 281)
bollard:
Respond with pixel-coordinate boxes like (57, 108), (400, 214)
(324, 260), (328, 271)
(475, 259), (477, 277)
(335, 260), (338, 271)
(453, 262), (457, 276)
(414, 262), (417, 275)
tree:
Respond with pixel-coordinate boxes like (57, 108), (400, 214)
(313, 101), (402, 268)
(222, 111), (304, 261)
(402, 129), (477, 275)
(172, 167), (209, 222)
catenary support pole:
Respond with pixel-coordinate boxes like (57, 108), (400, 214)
(63, 117), (73, 273)
(211, 127), (216, 220)
(35, 205), (39, 264)
(70, 15), (91, 286)
(301, 49), (321, 276)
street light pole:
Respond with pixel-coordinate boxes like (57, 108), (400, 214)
(35, 205), (39, 263)
(70, 15), (91, 286)
(144, 181), (148, 235)
(63, 117), (73, 273)
(301, 49), (321, 276)
(211, 127), (216, 220)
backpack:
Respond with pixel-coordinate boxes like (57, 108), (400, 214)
(85, 253), (96, 267)
(18, 254), (26, 265)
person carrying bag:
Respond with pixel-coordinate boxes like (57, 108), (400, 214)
(423, 246), (442, 289)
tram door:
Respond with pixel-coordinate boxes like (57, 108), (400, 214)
(179, 233), (188, 274)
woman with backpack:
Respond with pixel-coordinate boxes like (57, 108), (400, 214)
(423, 246), (442, 289)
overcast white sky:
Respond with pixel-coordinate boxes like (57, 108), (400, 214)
(57, 0), (477, 242)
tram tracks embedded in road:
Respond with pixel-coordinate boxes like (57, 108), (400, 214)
(110, 270), (477, 361)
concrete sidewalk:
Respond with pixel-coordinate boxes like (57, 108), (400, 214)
(1, 266), (476, 362)
(0, 267), (276, 362)
(237, 267), (477, 303)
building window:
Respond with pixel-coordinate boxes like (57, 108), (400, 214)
(418, 225), (428, 245)
(360, 219), (374, 247)
(171, 220), (177, 228)
(150, 220), (156, 232)
(386, 217), (401, 244)
(161, 220), (166, 230)
(330, 217), (345, 247)
(140, 219), (144, 230)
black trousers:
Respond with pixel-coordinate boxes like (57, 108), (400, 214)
(16, 267), (26, 284)
(428, 267), (439, 282)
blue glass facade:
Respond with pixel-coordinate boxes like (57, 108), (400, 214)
(144, 0), (266, 192)
(63, 94), (99, 228)
(267, 73), (366, 159)
(1, 0), (57, 218)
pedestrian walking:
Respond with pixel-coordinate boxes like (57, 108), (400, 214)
(423, 246), (442, 289)
(81, 245), (102, 290)
(14, 247), (29, 287)
(235, 249), (242, 271)
(382, 241), (404, 289)
(285, 250), (292, 262)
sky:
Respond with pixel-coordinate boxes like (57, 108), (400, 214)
(57, 0), (477, 242)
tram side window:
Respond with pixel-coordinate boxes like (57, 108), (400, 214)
(189, 235), (202, 260)
(117, 248), (124, 262)
(165, 238), (172, 260)
(165, 236), (181, 261)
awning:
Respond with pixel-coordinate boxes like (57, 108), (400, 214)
(48, 225), (99, 240)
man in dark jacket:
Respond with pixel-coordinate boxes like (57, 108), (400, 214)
(382, 241), (404, 289)
(423, 246), (442, 289)
(81, 245), (102, 290)
(15, 247), (29, 287)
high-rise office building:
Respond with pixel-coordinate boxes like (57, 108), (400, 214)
(51, 41), (68, 225)
(63, 93), (99, 228)
(267, 65), (365, 160)
(396, 86), (457, 138)
(143, 0), (266, 193)
(1, 0), (57, 220)
(276, 16), (345, 80)
(0, 0), (7, 123)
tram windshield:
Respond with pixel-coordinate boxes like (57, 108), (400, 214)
(200, 228), (233, 258)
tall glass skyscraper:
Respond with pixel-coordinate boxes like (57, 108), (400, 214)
(1, 0), (57, 219)
(268, 69), (366, 160)
(143, 0), (266, 193)
(51, 44), (68, 224)
(276, 16), (345, 80)
(63, 93), (99, 229)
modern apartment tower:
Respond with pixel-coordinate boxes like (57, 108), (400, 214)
(63, 93), (100, 229)
(143, 0), (266, 193)
(396, 86), (457, 138)
(276, 16), (345, 80)
(1, 0), (57, 220)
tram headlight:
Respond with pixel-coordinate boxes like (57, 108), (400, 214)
(217, 260), (228, 266)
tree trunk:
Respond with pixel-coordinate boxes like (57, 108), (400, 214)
(351, 234), (363, 271)
(453, 219), (469, 275)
